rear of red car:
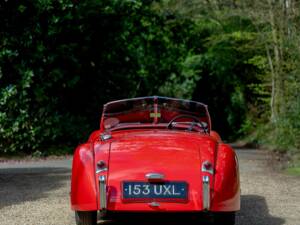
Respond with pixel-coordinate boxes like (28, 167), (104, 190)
(71, 96), (240, 225)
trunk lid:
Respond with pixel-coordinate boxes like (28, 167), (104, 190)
(106, 130), (216, 211)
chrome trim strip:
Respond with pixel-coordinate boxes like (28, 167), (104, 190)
(145, 173), (164, 180)
(203, 175), (210, 210)
(148, 202), (160, 207)
(104, 96), (207, 109)
(99, 175), (107, 210)
(100, 133), (112, 141)
(96, 167), (107, 174)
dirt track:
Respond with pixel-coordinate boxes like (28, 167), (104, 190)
(0, 149), (299, 225)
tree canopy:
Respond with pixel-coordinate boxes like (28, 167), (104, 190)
(0, 0), (299, 162)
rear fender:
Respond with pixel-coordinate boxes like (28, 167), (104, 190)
(71, 143), (97, 211)
(211, 144), (240, 211)
(210, 130), (222, 142)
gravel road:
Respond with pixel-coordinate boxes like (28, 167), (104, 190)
(0, 149), (299, 225)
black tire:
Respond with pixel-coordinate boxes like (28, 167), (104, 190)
(75, 211), (97, 225)
(213, 212), (235, 225)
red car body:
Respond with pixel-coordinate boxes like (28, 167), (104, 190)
(71, 96), (240, 225)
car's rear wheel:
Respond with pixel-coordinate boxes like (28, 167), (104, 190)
(75, 211), (97, 225)
(213, 212), (235, 225)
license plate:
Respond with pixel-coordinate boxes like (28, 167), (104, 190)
(122, 181), (188, 201)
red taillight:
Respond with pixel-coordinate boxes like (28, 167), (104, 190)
(202, 161), (214, 174)
(97, 160), (106, 169)
(203, 161), (212, 170)
(96, 160), (107, 173)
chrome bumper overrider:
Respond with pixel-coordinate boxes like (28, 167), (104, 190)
(202, 175), (210, 210)
(99, 175), (210, 210)
(99, 175), (107, 210)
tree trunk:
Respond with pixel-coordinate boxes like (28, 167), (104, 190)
(267, 0), (281, 122)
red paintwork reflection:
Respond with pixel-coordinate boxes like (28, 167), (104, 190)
(211, 144), (240, 211)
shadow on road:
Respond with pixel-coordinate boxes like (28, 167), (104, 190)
(99, 195), (285, 225)
(0, 167), (286, 225)
(99, 213), (212, 225)
(0, 167), (70, 209)
(236, 195), (285, 225)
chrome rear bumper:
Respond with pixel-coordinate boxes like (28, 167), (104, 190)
(202, 175), (210, 210)
(99, 175), (211, 211)
(99, 175), (107, 210)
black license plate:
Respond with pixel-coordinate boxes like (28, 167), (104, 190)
(123, 181), (188, 200)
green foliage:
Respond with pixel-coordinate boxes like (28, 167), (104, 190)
(0, 0), (193, 153)
(159, 54), (202, 98)
(188, 17), (264, 138)
(285, 167), (300, 176)
(0, 0), (299, 157)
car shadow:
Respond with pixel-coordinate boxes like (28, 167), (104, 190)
(0, 167), (70, 209)
(236, 195), (285, 225)
(99, 195), (285, 225)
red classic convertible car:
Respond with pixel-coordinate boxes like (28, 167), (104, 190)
(71, 96), (240, 225)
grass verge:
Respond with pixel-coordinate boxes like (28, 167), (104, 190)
(285, 167), (300, 176)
